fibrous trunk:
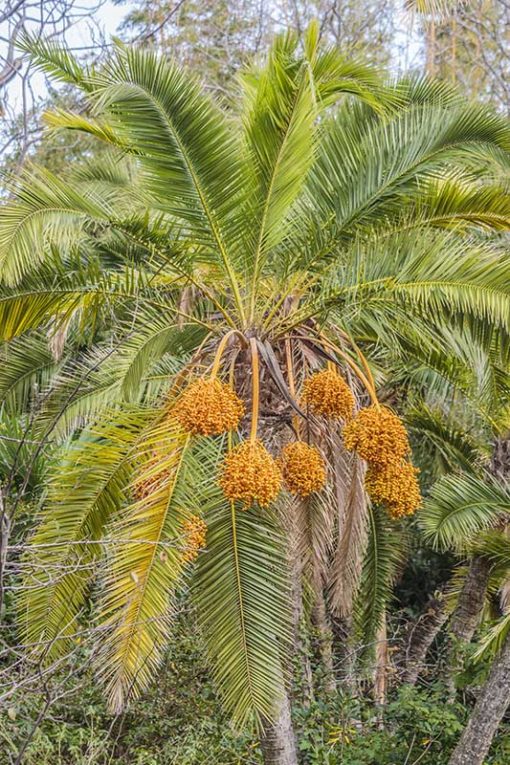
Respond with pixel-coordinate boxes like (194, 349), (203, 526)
(402, 591), (448, 685)
(260, 693), (298, 765)
(449, 630), (510, 765)
(450, 555), (492, 645)
(446, 554), (492, 696)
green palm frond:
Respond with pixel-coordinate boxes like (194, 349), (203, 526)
(95, 417), (190, 713)
(419, 474), (510, 551)
(18, 32), (93, 90)
(35, 318), (204, 437)
(410, 172), (510, 230)
(406, 403), (486, 474)
(0, 165), (118, 284)
(0, 414), (52, 490)
(473, 531), (510, 575)
(20, 408), (147, 658)
(354, 505), (405, 655)
(0, 334), (60, 413)
(90, 48), (248, 316)
(307, 100), (510, 248)
(472, 613), (510, 664)
(193, 444), (292, 727)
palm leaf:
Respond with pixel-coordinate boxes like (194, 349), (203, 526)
(20, 408), (147, 658)
(193, 442), (292, 727)
(354, 504), (405, 655)
(419, 474), (510, 551)
(329, 451), (368, 618)
(95, 416), (191, 712)
(0, 334), (60, 413)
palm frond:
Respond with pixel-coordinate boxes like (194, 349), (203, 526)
(0, 334), (60, 413)
(193, 443), (292, 727)
(0, 165), (117, 284)
(329, 452), (368, 618)
(20, 408), (147, 658)
(95, 417), (190, 712)
(472, 613), (510, 664)
(19, 33), (93, 90)
(406, 402), (485, 474)
(354, 505), (405, 656)
(419, 474), (510, 551)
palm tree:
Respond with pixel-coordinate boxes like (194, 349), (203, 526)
(423, 468), (510, 765)
(420, 402), (510, 762)
(3, 24), (510, 763)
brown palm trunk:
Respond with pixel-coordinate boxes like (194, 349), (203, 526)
(402, 591), (448, 685)
(447, 554), (492, 695)
(449, 630), (510, 765)
(260, 692), (298, 765)
(450, 555), (492, 644)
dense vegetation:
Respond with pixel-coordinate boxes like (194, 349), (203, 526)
(2, 4), (510, 765)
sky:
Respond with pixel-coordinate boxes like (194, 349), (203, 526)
(1, 0), (423, 136)
(2, 0), (134, 111)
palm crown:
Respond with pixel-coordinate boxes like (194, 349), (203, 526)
(3, 23), (510, 729)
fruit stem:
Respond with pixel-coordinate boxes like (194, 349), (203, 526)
(210, 330), (247, 380)
(249, 337), (260, 443)
(285, 337), (300, 437)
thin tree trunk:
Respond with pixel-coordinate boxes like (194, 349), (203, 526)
(449, 630), (510, 765)
(260, 692), (298, 765)
(374, 615), (388, 709)
(402, 591), (448, 685)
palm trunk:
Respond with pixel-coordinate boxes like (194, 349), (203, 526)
(449, 630), (510, 765)
(402, 591), (448, 685)
(260, 692), (298, 765)
(450, 555), (492, 644)
(447, 554), (491, 695)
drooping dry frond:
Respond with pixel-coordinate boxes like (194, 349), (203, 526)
(329, 449), (369, 617)
(219, 440), (282, 508)
(175, 377), (245, 436)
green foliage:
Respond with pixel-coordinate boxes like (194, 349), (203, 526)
(0, 619), (260, 765)
(419, 473), (510, 551)
(295, 685), (466, 764)
(193, 442), (292, 727)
